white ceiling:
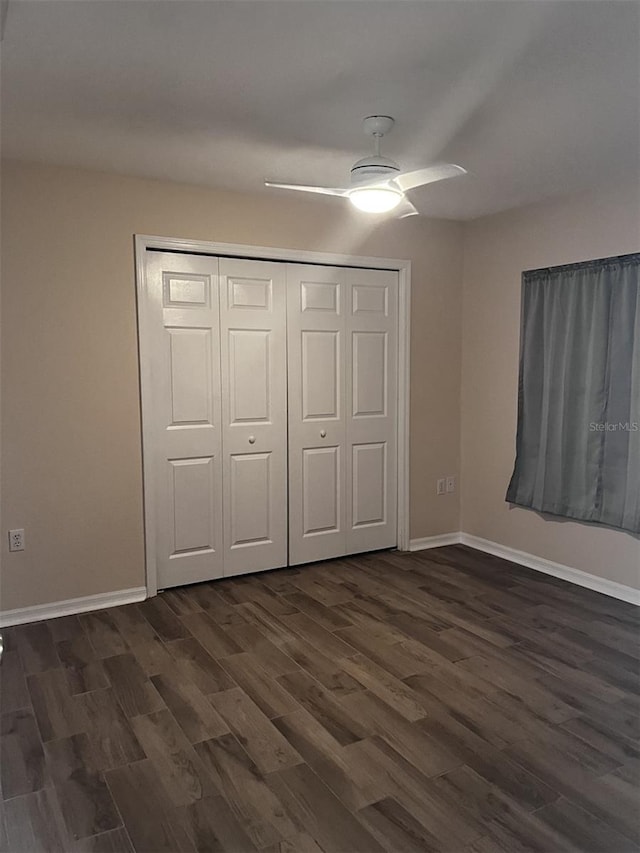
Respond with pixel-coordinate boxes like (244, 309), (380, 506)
(2, 1), (638, 220)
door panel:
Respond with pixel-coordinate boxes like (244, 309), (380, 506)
(228, 330), (270, 423)
(146, 253), (224, 588)
(229, 452), (272, 547)
(352, 331), (387, 417)
(287, 263), (398, 564)
(164, 274), (210, 306)
(227, 275), (272, 310)
(352, 283), (389, 315)
(352, 443), (386, 527)
(302, 331), (340, 420)
(219, 258), (288, 576)
(301, 280), (339, 312)
(346, 268), (398, 553)
(168, 328), (214, 424)
(287, 265), (347, 564)
(169, 457), (217, 553)
(302, 446), (341, 535)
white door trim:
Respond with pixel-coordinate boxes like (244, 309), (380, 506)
(135, 234), (411, 597)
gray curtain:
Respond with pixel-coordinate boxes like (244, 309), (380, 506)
(506, 253), (640, 534)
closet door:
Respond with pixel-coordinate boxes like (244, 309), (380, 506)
(145, 252), (224, 589)
(287, 263), (398, 566)
(142, 252), (397, 587)
(346, 267), (398, 552)
(219, 258), (288, 575)
(287, 264), (347, 564)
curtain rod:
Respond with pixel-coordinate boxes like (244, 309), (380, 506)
(523, 252), (640, 278)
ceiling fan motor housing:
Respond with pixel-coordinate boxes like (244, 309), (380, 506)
(350, 155), (401, 186)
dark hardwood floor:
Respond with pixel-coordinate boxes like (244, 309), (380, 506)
(1, 545), (639, 852)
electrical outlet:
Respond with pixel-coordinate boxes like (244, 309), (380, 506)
(9, 529), (25, 552)
(446, 476), (456, 493)
(436, 478), (446, 496)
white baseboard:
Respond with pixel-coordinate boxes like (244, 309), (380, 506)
(408, 533), (462, 551)
(409, 531), (639, 605)
(0, 587), (147, 628)
(3, 529), (638, 626)
(459, 533), (640, 606)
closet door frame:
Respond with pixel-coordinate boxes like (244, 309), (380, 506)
(135, 234), (411, 598)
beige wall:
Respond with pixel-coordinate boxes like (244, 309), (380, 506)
(1, 160), (463, 611)
(3, 160), (637, 613)
(461, 183), (640, 589)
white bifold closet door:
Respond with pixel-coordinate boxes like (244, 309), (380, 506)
(145, 252), (287, 589)
(286, 264), (398, 565)
(145, 252), (224, 588)
(143, 252), (397, 589)
(218, 258), (288, 576)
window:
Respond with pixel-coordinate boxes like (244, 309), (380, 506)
(506, 253), (639, 534)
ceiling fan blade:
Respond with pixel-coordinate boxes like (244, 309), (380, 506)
(264, 181), (348, 197)
(396, 198), (419, 219)
(392, 164), (467, 193)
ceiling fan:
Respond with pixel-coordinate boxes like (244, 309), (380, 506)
(265, 116), (466, 217)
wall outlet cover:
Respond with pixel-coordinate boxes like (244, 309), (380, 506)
(9, 529), (25, 552)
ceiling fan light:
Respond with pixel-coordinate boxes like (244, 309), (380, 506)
(348, 187), (403, 213)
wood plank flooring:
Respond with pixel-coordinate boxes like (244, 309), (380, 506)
(1, 545), (638, 852)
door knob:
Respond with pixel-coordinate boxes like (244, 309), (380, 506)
(248, 435), (256, 444)
(320, 429), (327, 438)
